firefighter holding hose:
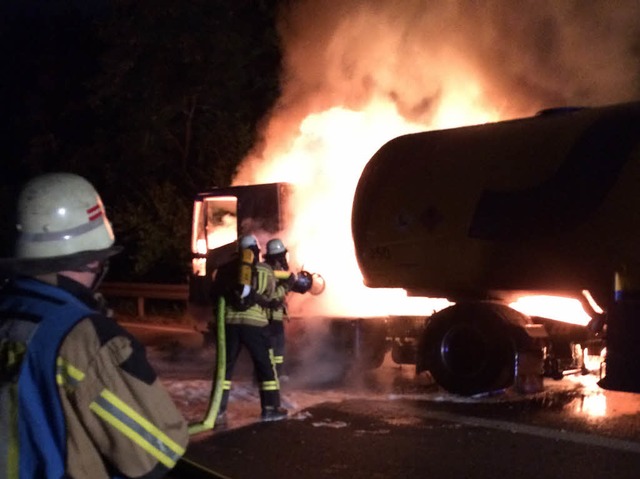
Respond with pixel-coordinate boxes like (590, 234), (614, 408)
(263, 238), (296, 380)
(217, 235), (288, 423)
(263, 238), (326, 380)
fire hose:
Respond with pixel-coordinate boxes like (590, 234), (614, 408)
(176, 297), (231, 478)
(187, 268), (324, 435)
(188, 295), (227, 434)
(178, 269), (326, 475)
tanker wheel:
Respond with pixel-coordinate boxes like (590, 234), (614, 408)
(419, 302), (525, 396)
(356, 318), (390, 370)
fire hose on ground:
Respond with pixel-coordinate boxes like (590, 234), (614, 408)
(188, 295), (227, 434)
(177, 270), (325, 476)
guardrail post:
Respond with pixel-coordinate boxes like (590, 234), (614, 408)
(138, 296), (145, 318)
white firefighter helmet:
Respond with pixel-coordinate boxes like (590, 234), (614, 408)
(10, 173), (121, 272)
(266, 238), (287, 256)
(239, 234), (260, 250)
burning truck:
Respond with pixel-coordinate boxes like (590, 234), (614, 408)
(189, 100), (640, 396)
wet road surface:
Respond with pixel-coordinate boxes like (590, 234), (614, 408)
(123, 321), (640, 479)
(182, 395), (640, 479)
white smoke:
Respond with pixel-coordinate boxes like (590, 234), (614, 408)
(235, 0), (640, 182)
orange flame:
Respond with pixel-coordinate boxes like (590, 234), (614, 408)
(225, 0), (640, 324)
(509, 296), (591, 326)
(234, 97), (510, 316)
(234, 92), (592, 324)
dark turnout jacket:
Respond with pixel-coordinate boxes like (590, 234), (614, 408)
(0, 276), (188, 478)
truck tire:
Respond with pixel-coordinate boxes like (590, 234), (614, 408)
(355, 318), (390, 369)
(417, 302), (530, 395)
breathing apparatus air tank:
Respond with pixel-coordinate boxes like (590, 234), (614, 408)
(237, 235), (259, 301)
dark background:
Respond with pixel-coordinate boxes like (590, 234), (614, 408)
(4, 1), (640, 285)
(1, 0), (285, 282)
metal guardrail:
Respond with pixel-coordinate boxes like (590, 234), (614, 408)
(99, 282), (189, 317)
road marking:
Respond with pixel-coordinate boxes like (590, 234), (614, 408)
(421, 410), (640, 454)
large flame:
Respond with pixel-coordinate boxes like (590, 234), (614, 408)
(229, 93), (591, 324)
(224, 0), (640, 325)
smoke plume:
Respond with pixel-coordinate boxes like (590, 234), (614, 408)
(236, 0), (640, 180)
(230, 0), (640, 383)
(231, 0), (640, 316)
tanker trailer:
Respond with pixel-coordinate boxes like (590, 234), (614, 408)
(352, 101), (640, 395)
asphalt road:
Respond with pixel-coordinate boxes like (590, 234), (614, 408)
(123, 320), (640, 479)
(181, 395), (640, 479)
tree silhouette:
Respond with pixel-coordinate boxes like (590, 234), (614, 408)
(1, 0), (283, 281)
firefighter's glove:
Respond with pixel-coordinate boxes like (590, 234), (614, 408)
(254, 293), (271, 308)
(268, 299), (283, 310)
(285, 273), (297, 290)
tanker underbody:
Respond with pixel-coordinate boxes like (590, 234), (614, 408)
(189, 181), (605, 396)
(280, 307), (596, 396)
(188, 101), (640, 396)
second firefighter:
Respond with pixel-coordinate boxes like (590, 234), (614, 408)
(218, 235), (287, 423)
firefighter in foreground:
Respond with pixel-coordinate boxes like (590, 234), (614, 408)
(0, 172), (189, 478)
(217, 235), (288, 423)
(263, 238), (296, 380)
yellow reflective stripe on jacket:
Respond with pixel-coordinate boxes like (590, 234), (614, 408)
(89, 389), (185, 469)
(225, 304), (269, 326)
(225, 263), (275, 326)
(270, 310), (284, 322)
(56, 357), (85, 387)
(255, 264), (272, 295)
(223, 380), (231, 391)
(270, 283), (287, 321)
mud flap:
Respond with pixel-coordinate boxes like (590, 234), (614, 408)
(599, 299), (640, 393)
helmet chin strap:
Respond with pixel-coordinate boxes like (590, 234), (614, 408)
(90, 261), (109, 292)
(69, 260), (110, 291)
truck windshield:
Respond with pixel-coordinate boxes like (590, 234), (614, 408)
(192, 196), (238, 277)
(203, 196), (238, 250)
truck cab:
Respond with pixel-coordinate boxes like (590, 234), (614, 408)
(189, 182), (292, 306)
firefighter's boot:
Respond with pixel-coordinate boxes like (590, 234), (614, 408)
(259, 388), (287, 421)
(261, 406), (288, 422)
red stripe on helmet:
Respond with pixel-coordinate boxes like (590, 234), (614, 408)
(87, 204), (103, 221)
